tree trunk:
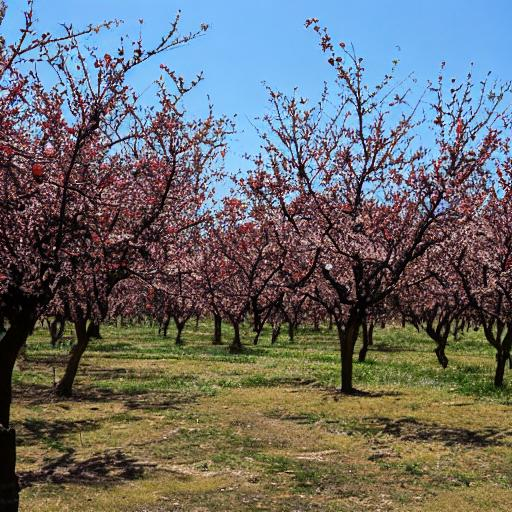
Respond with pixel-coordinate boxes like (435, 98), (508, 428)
(0, 427), (18, 511)
(175, 319), (185, 346)
(338, 314), (361, 393)
(229, 322), (243, 353)
(358, 320), (370, 362)
(48, 316), (66, 347)
(252, 329), (262, 345)
(212, 314), (222, 345)
(434, 342), (449, 369)
(0, 315), (35, 512)
(161, 315), (170, 337)
(55, 317), (89, 397)
(494, 350), (507, 387)
(252, 305), (262, 333)
(86, 321), (101, 339)
(288, 322), (295, 343)
(426, 322), (449, 369)
(17, 342), (28, 362)
(271, 324), (281, 344)
(251, 297), (261, 332)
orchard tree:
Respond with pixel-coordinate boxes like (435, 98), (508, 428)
(449, 188), (512, 386)
(246, 20), (509, 393)
(398, 244), (470, 369)
(197, 198), (286, 352)
(48, 87), (229, 397)
(0, 2), (215, 508)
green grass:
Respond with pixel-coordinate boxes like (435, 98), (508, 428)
(11, 319), (512, 512)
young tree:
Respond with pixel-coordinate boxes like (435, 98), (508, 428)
(398, 246), (469, 369)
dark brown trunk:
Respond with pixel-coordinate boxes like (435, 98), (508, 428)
(48, 316), (65, 347)
(55, 317), (89, 397)
(0, 427), (18, 511)
(495, 351), (507, 387)
(229, 322), (243, 353)
(271, 324), (281, 344)
(368, 323), (374, 345)
(160, 315), (170, 337)
(213, 314), (222, 345)
(358, 320), (370, 362)
(86, 321), (101, 339)
(0, 315), (35, 512)
(288, 322), (295, 343)
(338, 314), (361, 393)
(434, 343), (449, 369)
(17, 342), (27, 362)
(426, 322), (449, 369)
(0, 344), (17, 431)
(252, 304), (262, 333)
(175, 319), (185, 346)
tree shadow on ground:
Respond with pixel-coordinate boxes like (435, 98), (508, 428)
(323, 388), (403, 400)
(13, 381), (200, 412)
(18, 418), (100, 446)
(123, 392), (200, 411)
(19, 449), (153, 488)
(366, 417), (512, 447)
(370, 343), (427, 353)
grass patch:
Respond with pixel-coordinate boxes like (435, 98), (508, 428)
(10, 319), (512, 511)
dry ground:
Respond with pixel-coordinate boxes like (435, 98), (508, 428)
(11, 321), (512, 511)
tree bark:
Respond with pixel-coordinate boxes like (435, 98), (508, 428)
(425, 321), (449, 369)
(160, 315), (170, 337)
(86, 321), (101, 339)
(0, 427), (18, 511)
(338, 314), (361, 393)
(358, 320), (370, 362)
(0, 314), (35, 512)
(271, 324), (281, 344)
(251, 298), (261, 332)
(55, 317), (89, 397)
(494, 350), (508, 387)
(175, 318), (185, 346)
(212, 314), (222, 345)
(48, 316), (65, 347)
(434, 343), (449, 369)
(288, 322), (295, 343)
(229, 322), (243, 353)
(483, 321), (511, 387)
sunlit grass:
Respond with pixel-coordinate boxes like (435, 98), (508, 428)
(11, 319), (512, 512)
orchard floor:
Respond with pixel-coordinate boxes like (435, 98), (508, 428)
(12, 322), (512, 512)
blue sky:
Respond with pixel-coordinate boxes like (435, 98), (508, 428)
(2, 0), (512, 174)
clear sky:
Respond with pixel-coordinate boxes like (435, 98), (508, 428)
(2, 0), (512, 174)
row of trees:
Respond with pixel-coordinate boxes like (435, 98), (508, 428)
(1, 4), (511, 511)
